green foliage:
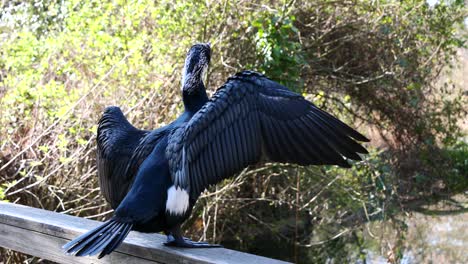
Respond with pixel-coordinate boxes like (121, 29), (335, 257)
(439, 141), (468, 193)
(294, 0), (466, 148)
(0, 185), (5, 201)
(251, 13), (304, 91)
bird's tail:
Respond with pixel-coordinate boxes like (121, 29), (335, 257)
(63, 218), (133, 259)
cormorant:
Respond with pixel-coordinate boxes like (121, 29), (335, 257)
(63, 42), (369, 258)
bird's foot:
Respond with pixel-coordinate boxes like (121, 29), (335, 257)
(164, 235), (222, 248)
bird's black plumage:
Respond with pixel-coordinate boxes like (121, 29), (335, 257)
(63, 43), (369, 258)
(96, 106), (154, 209)
(166, 71), (369, 197)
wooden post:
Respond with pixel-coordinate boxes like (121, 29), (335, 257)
(0, 202), (290, 264)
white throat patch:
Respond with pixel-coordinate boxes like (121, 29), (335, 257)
(166, 185), (189, 215)
(181, 67), (187, 91)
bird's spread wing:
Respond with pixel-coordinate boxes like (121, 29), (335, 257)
(97, 106), (161, 209)
(167, 71), (369, 197)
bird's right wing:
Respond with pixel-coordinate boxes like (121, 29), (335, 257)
(167, 71), (369, 198)
(97, 106), (161, 209)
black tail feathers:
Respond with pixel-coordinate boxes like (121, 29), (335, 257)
(63, 218), (133, 259)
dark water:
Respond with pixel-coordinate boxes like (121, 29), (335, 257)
(222, 193), (467, 263)
(363, 194), (467, 263)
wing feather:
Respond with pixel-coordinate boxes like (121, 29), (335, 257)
(97, 106), (163, 209)
(167, 71), (369, 197)
(97, 107), (148, 209)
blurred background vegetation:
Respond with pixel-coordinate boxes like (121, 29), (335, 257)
(0, 0), (466, 263)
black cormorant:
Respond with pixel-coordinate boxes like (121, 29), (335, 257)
(63, 42), (369, 258)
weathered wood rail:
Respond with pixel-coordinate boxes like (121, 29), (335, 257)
(0, 202), (290, 264)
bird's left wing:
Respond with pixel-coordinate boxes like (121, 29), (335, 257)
(167, 71), (369, 198)
(97, 107), (164, 209)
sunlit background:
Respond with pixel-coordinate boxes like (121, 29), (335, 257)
(0, 0), (466, 263)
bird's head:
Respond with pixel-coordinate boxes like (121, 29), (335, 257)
(181, 42), (211, 93)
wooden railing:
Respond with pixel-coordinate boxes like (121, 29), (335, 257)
(0, 202), (290, 264)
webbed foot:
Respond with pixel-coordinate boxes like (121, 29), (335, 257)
(164, 235), (222, 248)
